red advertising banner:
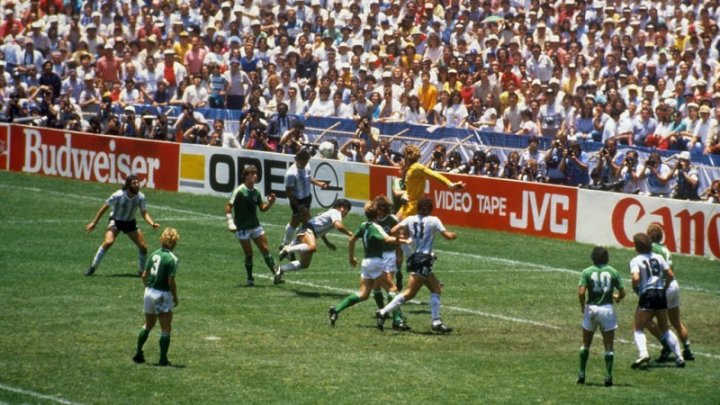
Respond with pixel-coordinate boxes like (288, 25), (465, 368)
(369, 165), (578, 240)
(8, 125), (179, 191)
(0, 125), (8, 171)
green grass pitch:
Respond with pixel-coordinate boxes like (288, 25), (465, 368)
(0, 171), (718, 404)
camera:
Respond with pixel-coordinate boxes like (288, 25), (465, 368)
(600, 148), (609, 156)
(433, 150), (443, 159)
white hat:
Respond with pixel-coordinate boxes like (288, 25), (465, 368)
(382, 71), (392, 78)
(678, 151), (691, 161)
(644, 85), (656, 92)
(84, 73), (94, 80)
(124, 105), (136, 113)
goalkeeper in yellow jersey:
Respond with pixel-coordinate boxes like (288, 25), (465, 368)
(396, 144), (465, 220)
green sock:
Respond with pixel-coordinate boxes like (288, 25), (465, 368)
(244, 257), (253, 280)
(579, 347), (589, 375)
(159, 333), (171, 363)
(264, 254), (276, 273)
(335, 293), (361, 313)
(388, 293), (402, 323)
(372, 289), (384, 309)
(604, 351), (614, 378)
(136, 328), (150, 354)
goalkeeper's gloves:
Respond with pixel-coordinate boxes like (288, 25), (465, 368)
(226, 213), (237, 232)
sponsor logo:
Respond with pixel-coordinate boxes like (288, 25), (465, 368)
(612, 197), (720, 258)
(21, 129), (162, 187)
(509, 190), (570, 234)
(313, 162), (342, 208)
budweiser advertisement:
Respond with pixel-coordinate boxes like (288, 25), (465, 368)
(576, 189), (720, 259)
(369, 165), (578, 240)
(7, 125), (179, 191)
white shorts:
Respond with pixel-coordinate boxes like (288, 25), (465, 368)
(235, 226), (265, 241)
(582, 304), (617, 332)
(666, 280), (680, 309)
(382, 251), (397, 274)
(143, 287), (174, 315)
(361, 258), (384, 280)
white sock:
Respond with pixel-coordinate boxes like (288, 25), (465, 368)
(91, 247), (106, 268)
(634, 331), (648, 358)
(430, 293), (441, 320)
(286, 243), (309, 253)
(280, 260), (302, 272)
(663, 330), (683, 359)
(138, 251), (147, 273)
(380, 294), (405, 316)
(283, 224), (295, 245)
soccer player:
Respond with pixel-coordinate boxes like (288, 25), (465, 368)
(133, 227), (180, 366)
(576, 246), (625, 387)
(327, 201), (408, 327)
(84, 174), (160, 276)
(274, 199), (354, 283)
(371, 195), (410, 330)
(281, 148), (329, 248)
(396, 144), (465, 220)
(629, 233), (685, 369)
(644, 223), (694, 361)
(375, 197), (457, 333)
(225, 165), (278, 287)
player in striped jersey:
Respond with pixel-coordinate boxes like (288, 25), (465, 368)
(629, 233), (685, 369)
(576, 246), (625, 387)
(327, 200), (408, 327)
(274, 199), (354, 283)
(85, 174), (160, 276)
(133, 227), (180, 366)
(375, 196), (457, 333)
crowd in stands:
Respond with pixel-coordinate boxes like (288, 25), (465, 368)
(1, 0), (718, 201)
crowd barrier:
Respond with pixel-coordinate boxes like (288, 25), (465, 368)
(2, 124), (718, 259)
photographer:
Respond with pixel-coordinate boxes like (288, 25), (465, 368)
(638, 152), (673, 197)
(501, 151), (521, 180)
(444, 151), (467, 174)
(590, 139), (623, 191)
(559, 141), (590, 187)
(468, 150), (487, 176)
(520, 159), (543, 182)
(340, 138), (373, 163)
(242, 128), (276, 152)
(183, 121), (211, 144)
(152, 114), (172, 142)
(484, 153), (502, 177)
(519, 136), (545, 179)
(120, 106), (141, 137)
(30, 85), (58, 128)
(544, 134), (568, 184)
(279, 121), (308, 155)
(372, 139), (399, 167)
(671, 152), (700, 200)
(428, 144), (447, 171)
(353, 116), (380, 151)
(138, 114), (155, 139)
(618, 151), (645, 194)
(5, 93), (28, 122)
(239, 107), (269, 147)
(702, 179), (720, 204)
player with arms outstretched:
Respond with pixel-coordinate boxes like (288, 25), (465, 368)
(576, 246), (625, 387)
(85, 174), (160, 276)
(133, 227), (180, 366)
(375, 197), (457, 333)
(225, 165), (278, 286)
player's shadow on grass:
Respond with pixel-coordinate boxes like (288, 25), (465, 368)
(152, 363), (186, 369)
(583, 382), (632, 388)
(290, 289), (346, 299)
(108, 273), (141, 278)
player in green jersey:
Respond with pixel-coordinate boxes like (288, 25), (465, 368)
(644, 223), (694, 362)
(576, 246), (625, 387)
(328, 200), (407, 327)
(370, 195), (409, 330)
(134, 227), (180, 366)
(225, 165), (278, 286)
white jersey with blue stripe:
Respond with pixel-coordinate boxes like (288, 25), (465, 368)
(284, 163), (312, 199)
(307, 208), (342, 237)
(399, 215), (445, 255)
(106, 189), (147, 221)
(630, 252), (670, 294)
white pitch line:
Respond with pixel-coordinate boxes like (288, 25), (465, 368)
(0, 383), (83, 405)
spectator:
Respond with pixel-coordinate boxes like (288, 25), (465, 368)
(690, 105), (715, 153)
(340, 138), (372, 163)
(702, 179), (720, 204)
(671, 152), (700, 201)
(501, 150), (521, 180)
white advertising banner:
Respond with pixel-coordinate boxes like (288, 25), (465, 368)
(178, 144), (370, 212)
(576, 188), (720, 259)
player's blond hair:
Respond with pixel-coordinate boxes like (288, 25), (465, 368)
(403, 144), (421, 164)
(160, 227), (180, 249)
(364, 200), (378, 221)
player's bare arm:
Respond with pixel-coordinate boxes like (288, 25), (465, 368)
(86, 203), (110, 232)
(142, 211), (160, 229)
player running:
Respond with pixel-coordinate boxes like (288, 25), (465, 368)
(225, 165), (278, 286)
(375, 197), (457, 333)
(85, 174), (160, 276)
(327, 200), (408, 327)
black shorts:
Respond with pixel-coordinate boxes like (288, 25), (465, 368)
(291, 196), (312, 216)
(406, 253), (434, 278)
(109, 218), (138, 234)
(638, 289), (668, 311)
